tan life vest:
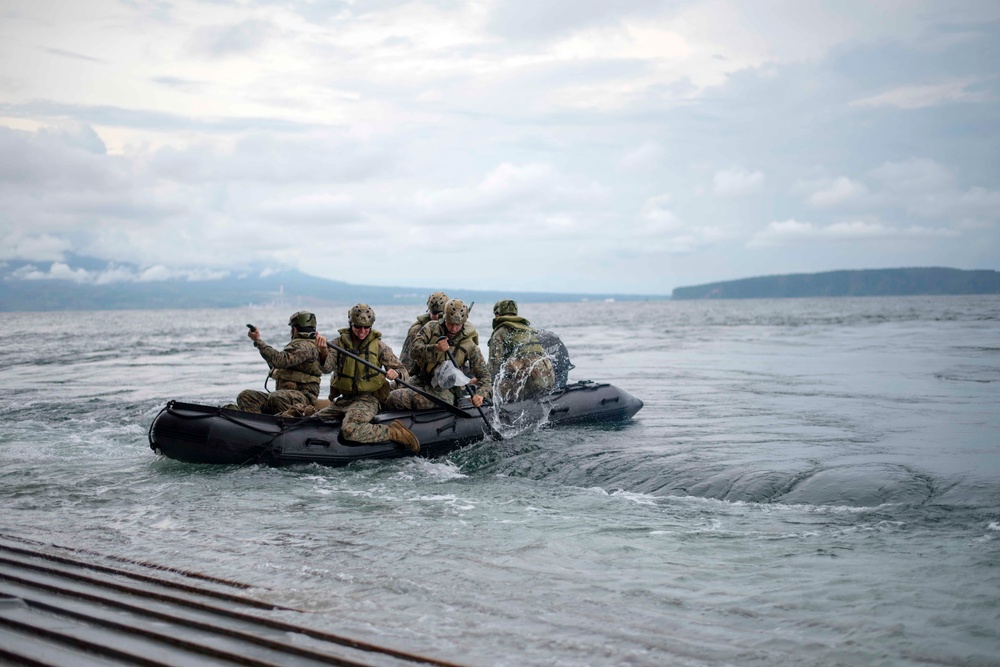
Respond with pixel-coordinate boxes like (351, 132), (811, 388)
(419, 321), (478, 381)
(269, 337), (322, 392)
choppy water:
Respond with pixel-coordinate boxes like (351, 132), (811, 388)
(2, 297), (999, 666)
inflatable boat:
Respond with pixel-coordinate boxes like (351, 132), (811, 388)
(148, 380), (643, 467)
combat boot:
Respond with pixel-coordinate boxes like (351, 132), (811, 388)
(280, 404), (318, 418)
(388, 421), (420, 453)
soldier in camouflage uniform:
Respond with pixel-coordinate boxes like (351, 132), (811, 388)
(399, 291), (448, 374)
(313, 304), (419, 452)
(387, 299), (492, 410)
(488, 299), (555, 402)
(234, 311), (322, 414)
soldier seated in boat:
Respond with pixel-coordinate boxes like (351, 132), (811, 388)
(399, 291), (449, 375)
(488, 299), (556, 403)
(386, 299), (492, 411)
(312, 304), (420, 452)
(231, 311), (322, 415)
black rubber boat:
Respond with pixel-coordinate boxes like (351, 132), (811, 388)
(148, 380), (643, 466)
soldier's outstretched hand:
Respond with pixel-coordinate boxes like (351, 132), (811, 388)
(315, 334), (328, 350)
(247, 327), (260, 342)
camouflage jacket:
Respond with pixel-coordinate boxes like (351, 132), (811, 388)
(255, 335), (322, 399)
(412, 320), (492, 400)
(488, 315), (547, 378)
(399, 313), (431, 372)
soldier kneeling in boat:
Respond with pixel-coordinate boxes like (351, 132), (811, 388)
(386, 299), (492, 411)
(313, 304), (420, 453)
(400, 291), (448, 375)
(488, 299), (555, 403)
(232, 311), (322, 415)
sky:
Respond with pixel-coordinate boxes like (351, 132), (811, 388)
(1, 0), (998, 296)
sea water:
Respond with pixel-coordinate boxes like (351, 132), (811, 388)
(1, 296), (998, 666)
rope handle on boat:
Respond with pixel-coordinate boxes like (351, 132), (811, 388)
(147, 403), (169, 450)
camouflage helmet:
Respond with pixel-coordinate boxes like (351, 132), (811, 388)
(493, 299), (518, 317)
(443, 299), (469, 325)
(426, 291), (449, 315)
(288, 311), (317, 329)
(348, 303), (375, 327)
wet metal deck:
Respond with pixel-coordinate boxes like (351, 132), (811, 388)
(0, 535), (464, 667)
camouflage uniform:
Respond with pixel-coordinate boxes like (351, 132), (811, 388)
(488, 314), (555, 402)
(399, 313), (431, 374)
(314, 329), (408, 444)
(387, 319), (492, 410)
(401, 316), (480, 376)
(237, 335), (321, 414)
(400, 292), (457, 375)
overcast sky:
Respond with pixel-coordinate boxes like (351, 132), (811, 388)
(1, 0), (998, 295)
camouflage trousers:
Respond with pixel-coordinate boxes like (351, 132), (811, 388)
(313, 394), (389, 444)
(494, 355), (555, 402)
(236, 389), (313, 415)
(385, 382), (458, 411)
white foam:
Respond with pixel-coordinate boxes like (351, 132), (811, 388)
(608, 489), (658, 506)
(408, 457), (467, 481)
(414, 493), (476, 511)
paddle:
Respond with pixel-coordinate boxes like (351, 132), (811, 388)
(324, 343), (476, 419)
(445, 349), (503, 441)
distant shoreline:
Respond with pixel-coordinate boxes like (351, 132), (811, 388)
(671, 267), (1000, 300)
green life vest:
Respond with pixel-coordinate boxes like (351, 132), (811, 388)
(330, 328), (386, 395)
(420, 321), (479, 381)
(490, 315), (546, 359)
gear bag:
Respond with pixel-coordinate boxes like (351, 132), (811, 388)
(432, 360), (471, 389)
(535, 329), (574, 388)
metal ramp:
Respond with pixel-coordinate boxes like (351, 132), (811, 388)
(0, 535), (464, 667)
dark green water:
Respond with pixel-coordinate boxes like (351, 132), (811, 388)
(2, 297), (998, 666)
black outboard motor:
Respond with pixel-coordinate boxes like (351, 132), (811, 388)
(535, 329), (574, 388)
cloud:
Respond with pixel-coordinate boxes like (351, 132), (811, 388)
(147, 132), (394, 184)
(807, 177), (869, 207)
(12, 263), (92, 283)
(9, 261), (231, 284)
(41, 47), (107, 64)
(255, 193), (359, 224)
(863, 158), (1000, 226)
(712, 168), (764, 198)
(0, 101), (314, 133)
(868, 158), (956, 195)
(415, 162), (609, 221)
(749, 219), (959, 247)
(1, 0), (998, 294)
(0, 125), (113, 187)
(486, 0), (656, 41)
(189, 20), (276, 58)
(619, 142), (663, 171)
(150, 76), (207, 94)
(0, 234), (71, 262)
(639, 194), (681, 231)
(851, 79), (987, 109)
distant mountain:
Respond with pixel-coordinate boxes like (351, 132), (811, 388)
(0, 255), (664, 311)
(671, 267), (1000, 300)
